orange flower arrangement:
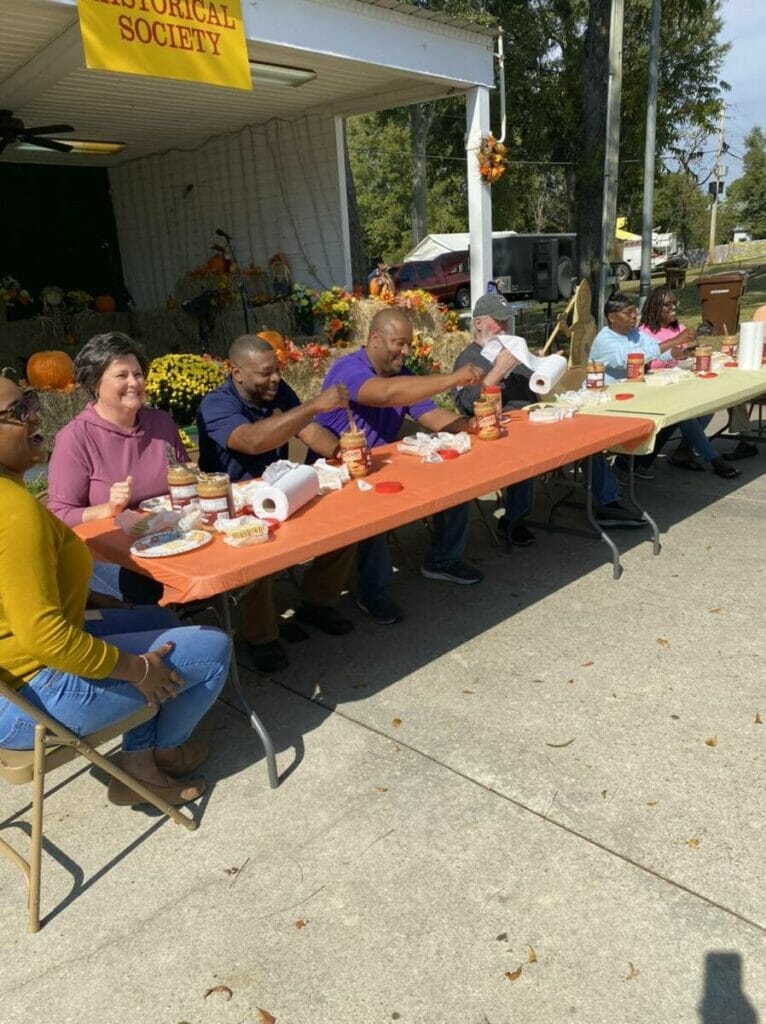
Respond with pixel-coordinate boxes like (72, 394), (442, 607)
(477, 133), (507, 184)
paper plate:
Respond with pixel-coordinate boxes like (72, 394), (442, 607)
(131, 529), (213, 558)
(138, 496), (171, 512)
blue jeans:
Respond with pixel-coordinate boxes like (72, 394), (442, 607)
(503, 480), (532, 522)
(678, 415), (717, 462)
(591, 454), (619, 505)
(357, 504), (469, 603)
(90, 561), (163, 606)
(0, 607), (231, 752)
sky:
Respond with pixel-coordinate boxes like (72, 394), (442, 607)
(716, 0), (766, 183)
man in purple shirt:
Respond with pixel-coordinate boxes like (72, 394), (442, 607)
(197, 335), (355, 673)
(316, 308), (485, 624)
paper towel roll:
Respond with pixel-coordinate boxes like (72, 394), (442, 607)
(482, 335), (568, 394)
(738, 321), (764, 370)
(252, 465), (320, 521)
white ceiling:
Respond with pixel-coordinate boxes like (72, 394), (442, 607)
(0, 0), (494, 167)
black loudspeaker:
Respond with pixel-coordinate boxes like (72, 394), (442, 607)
(533, 239), (560, 301)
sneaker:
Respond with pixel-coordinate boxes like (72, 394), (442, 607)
(356, 595), (404, 625)
(510, 522), (536, 546)
(295, 601), (354, 636)
(244, 640), (289, 673)
(421, 560), (484, 584)
(711, 457), (741, 480)
(723, 441), (758, 462)
(593, 501), (648, 528)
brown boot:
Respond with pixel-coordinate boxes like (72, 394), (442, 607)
(108, 774), (206, 808)
(154, 739), (211, 777)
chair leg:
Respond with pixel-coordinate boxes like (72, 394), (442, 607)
(28, 723), (46, 933)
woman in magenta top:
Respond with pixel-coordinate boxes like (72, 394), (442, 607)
(638, 285), (696, 367)
(48, 332), (187, 525)
(47, 332), (188, 602)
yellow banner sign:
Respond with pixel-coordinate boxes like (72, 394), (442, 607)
(77, 0), (252, 91)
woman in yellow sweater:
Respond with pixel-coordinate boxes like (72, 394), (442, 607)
(0, 376), (231, 807)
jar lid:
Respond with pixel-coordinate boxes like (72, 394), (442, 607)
(615, 393), (633, 400)
(374, 481), (403, 493)
(436, 448), (460, 460)
(482, 385), (502, 393)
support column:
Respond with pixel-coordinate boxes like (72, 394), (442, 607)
(466, 87), (492, 309)
(334, 115), (354, 289)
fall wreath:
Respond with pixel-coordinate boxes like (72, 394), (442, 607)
(477, 133), (507, 184)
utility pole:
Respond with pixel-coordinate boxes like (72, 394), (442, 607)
(707, 103), (726, 263)
(598, 0), (625, 327)
(639, 0), (661, 303)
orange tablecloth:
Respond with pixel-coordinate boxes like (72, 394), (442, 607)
(76, 414), (653, 605)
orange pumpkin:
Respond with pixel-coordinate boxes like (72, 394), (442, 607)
(368, 276), (382, 297)
(207, 254), (227, 275)
(94, 294), (116, 313)
(257, 330), (286, 353)
(26, 350), (75, 391)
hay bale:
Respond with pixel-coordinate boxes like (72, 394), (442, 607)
(39, 387), (89, 448)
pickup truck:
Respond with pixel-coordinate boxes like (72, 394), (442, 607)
(391, 251), (471, 307)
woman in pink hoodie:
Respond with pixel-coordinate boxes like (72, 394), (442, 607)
(48, 332), (188, 601)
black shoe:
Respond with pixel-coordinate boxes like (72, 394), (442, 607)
(593, 501), (647, 528)
(711, 457), (741, 480)
(295, 601), (354, 636)
(245, 640), (289, 672)
(279, 619), (310, 644)
(421, 561), (483, 584)
(509, 522), (536, 546)
(723, 441), (758, 462)
(356, 595), (404, 625)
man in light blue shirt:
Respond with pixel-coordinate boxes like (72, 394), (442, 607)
(590, 293), (739, 479)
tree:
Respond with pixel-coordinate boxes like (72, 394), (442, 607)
(725, 128), (766, 238)
(653, 170), (709, 250)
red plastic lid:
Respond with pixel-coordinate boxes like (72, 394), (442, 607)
(615, 393), (633, 400)
(724, 361), (738, 367)
(436, 448), (460, 460)
(698, 372), (718, 379)
(483, 385), (502, 393)
(261, 518), (280, 532)
(374, 481), (403, 494)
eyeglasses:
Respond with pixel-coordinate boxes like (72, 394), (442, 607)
(0, 390), (40, 425)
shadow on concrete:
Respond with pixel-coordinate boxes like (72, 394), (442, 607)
(699, 952), (758, 1023)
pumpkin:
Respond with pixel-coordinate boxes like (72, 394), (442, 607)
(94, 294), (116, 313)
(257, 330), (285, 353)
(369, 276), (382, 297)
(207, 254), (227, 275)
(26, 350), (75, 391)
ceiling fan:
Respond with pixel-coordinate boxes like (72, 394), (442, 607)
(0, 110), (74, 156)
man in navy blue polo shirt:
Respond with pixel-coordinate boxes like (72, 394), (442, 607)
(197, 335), (355, 673)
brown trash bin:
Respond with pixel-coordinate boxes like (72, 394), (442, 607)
(696, 271), (748, 335)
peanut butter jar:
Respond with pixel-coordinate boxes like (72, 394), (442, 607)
(197, 472), (234, 529)
(473, 399), (500, 441)
(339, 430), (371, 478)
(626, 353), (645, 381)
(481, 385), (503, 416)
(167, 464), (198, 510)
(695, 345), (712, 373)
(586, 360), (605, 389)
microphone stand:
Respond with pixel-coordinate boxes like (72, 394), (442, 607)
(217, 229), (251, 334)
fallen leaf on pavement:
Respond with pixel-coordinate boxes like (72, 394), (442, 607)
(258, 1010), (276, 1024)
(374, 786), (388, 793)
(527, 947), (537, 964)
(462, 689), (475, 694)
(705, 737), (717, 747)
(223, 866), (239, 876)
(646, 800), (658, 807)
(496, 932), (508, 942)
(626, 962), (640, 980)
(505, 966), (523, 982)
(567, 678), (575, 684)
(709, 608), (722, 613)
(755, 712), (763, 725)
(545, 738), (575, 748)
(295, 919), (308, 929)
(391, 718), (402, 728)
(601, 790), (608, 799)
(581, 660), (594, 667)
(204, 986), (233, 1001)
(656, 638), (670, 649)
(686, 837), (700, 849)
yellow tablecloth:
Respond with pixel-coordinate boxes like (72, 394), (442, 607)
(577, 367), (766, 454)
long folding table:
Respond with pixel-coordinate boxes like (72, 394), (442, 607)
(76, 413), (654, 788)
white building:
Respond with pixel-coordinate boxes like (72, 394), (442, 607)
(1, 0), (498, 311)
